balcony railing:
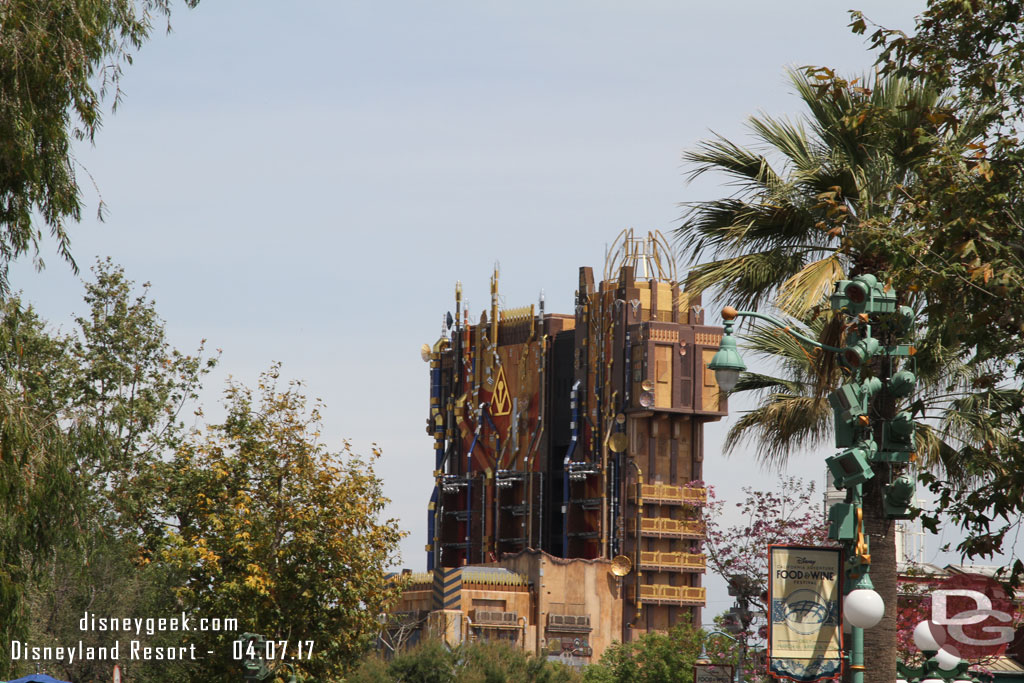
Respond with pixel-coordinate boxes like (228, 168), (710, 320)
(637, 551), (706, 573)
(634, 584), (706, 606)
(631, 484), (707, 506)
(546, 614), (592, 633)
(635, 516), (705, 539)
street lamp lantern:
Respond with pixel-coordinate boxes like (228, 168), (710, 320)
(913, 621), (946, 651)
(708, 310), (746, 392)
(845, 587), (885, 629)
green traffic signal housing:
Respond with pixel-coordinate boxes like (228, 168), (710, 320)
(877, 305), (916, 338)
(826, 440), (876, 489)
(831, 274), (897, 316)
(829, 377), (881, 448)
(828, 502), (857, 541)
(843, 336), (881, 368)
(888, 369), (916, 397)
(883, 474), (916, 519)
(876, 369), (918, 463)
(882, 411), (916, 450)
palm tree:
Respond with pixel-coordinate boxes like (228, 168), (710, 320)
(678, 69), (961, 315)
(674, 68), (998, 683)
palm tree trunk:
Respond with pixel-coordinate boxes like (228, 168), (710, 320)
(862, 469), (897, 683)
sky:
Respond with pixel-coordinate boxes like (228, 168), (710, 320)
(10, 0), (965, 625)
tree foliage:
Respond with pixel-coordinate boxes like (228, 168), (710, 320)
(161, 365), (406, 680)
(0, 378), (80, 668)
(69, 259), (214, 546)
(349, 639), (582, 683)
(582, 622), (710, 683)
(0, 0), (198, 293)
(843, 0), (1024, 575)
(1, 260), (214, 682)
(704, 478), (830, 598)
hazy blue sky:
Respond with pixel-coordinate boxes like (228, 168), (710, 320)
(13, 1), (960, 623)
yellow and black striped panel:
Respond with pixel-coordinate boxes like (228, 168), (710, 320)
(432, 567), (462, 611)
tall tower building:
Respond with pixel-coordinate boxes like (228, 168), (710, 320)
(396, 231), (728, 658)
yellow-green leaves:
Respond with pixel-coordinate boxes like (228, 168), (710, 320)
(162, 365), (406, 680)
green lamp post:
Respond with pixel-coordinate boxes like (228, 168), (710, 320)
(706, 277), (918, 683)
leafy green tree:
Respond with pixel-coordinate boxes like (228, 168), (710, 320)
(69, 258), (215, 548)
(0, 295), (90, 678)
(458, 641), (581, 683)
(1, 261), (214, 682)
(357, 639), (458, 683)
(0, 380), (80, 678)
(845, 0), (1024, 578)
(161, 365), (406, 680)
(0, 0), (198, 293)
(582, 622), (707, 683)
(24, 535), (196, 683)
(349, 639), (581, 683)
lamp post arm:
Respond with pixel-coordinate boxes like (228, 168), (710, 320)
(703, 629), (739, 644)
(731, 310), (844, 354)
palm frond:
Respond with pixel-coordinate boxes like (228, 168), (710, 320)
(676, 66), (1018, 487)
(732, 371), (805, 395)
(723, 394), (832, 467)
(679, 196), (828, 259)
(684, 250), (810, 311)
(776, 254), (845, 317)
(914, 424), (971, 482)
(682, 135), (782, 189)
(746, 114), (819, 176)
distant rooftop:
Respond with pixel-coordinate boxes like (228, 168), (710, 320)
(461, 566), (529, 587)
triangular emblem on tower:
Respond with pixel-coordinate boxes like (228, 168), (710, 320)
(491, 365), (512, 416)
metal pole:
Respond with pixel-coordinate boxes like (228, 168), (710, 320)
(851, 626), (864, 683)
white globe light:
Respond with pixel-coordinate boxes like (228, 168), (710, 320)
(935, 646), (962, 671)
(921, 679), (944, 683)
(913, 620), (947, 652)
(845, 589), (884, 629)
(896, 679), (909, 683)
(714, 368), (741, 392)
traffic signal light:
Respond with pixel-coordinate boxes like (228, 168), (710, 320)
(828, 502), (857, 541)
(888, 369), (916, 397)
(722, 605), (752, 634)
(831, 274), (897, 316)
(880, 411), (916, 456)
(876, 305), (916, 338)
(843, 336), (881, 368)
(883, 474), (916, 519)
(829, 377), (881, 448)
(826, 439), (876, 489)
(875, 368), (918, 463)
(240, 633), (270, 681)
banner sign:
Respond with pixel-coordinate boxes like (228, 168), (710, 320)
(768, 545), (842, 681)
(695, 663), (734, 683)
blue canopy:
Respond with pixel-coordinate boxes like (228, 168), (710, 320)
(7, 675), (73, 683)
